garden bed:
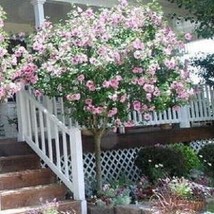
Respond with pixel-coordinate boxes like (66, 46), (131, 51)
(88, 202), (153, 214)
(88, 199), (214, 214)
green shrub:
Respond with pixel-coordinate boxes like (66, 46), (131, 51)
(135, 145), (187, 183)
(198, 143), (214, 178)
(169, 143), (202, 173)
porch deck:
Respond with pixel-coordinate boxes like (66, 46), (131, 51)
(82, 125), (214, 153)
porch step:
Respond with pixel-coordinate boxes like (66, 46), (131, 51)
(0, 140), (80, 213)
(0, 139), (33, 157)
(0, 183), (67, 210)
(0, 154), (40, 173)
(0, 200), (81, 214)
(0, 168), (56, 190)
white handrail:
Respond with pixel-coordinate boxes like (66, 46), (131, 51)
(35, 84), (214, 129)
(16, 89), (86, 213)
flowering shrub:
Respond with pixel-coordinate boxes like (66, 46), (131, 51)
(27, 0), (193, 190)
(30, 0), (193, 130)
(0, 7), (35, 101)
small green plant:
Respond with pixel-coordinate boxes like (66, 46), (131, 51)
(169, 143), (202, 174)
(94, 183), (131, 207)
(168, 177), (192, 199)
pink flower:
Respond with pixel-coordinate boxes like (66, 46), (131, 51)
(0, 87), (5, 99)
(86, 80), (95, 88)
(109, 79), (119, 89)
(108, 107), (118, 117)
(77, 74), (85, 82)
(102, 80), (110, 88)
(132, 67), (143, 74)
(89, 57), (99, 65)
(153, 89), (160, 97)
(172, 105), (180, 111)
(85, 99), (92, 105)
(133, 100), (141, 111)
(120, 94), (127, 103)
(185, 33), (192, 41)
(95, 106), (104, 115)
(124, 120), (135, 127)
(66, 93), (81, 101)
(144, 113), (152, 121)
(0, 48), (7, 58)
(115, 75), (122, 81)
(0, 35), (4, 42)
(34, 90), (42, 97)
(138, 77), (145, 86)
(89, 85), (96, 91)
(0, 20), (4, 28)
(143, 84), (154, 93)
(132, 38), (144, 50)
(164, 58), (177, 69)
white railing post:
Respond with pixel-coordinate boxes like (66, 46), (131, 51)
(179, 105), (191, 128)
(44, 96), (57, 139)
(16, 90), (28, 141)
(69, 128), (86, 214)
(31, 0), (46, 29)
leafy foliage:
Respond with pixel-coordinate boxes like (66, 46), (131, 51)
(135, 143), (202, 183)
(135, 145), (187, 182)
(192, 53), (214, 86)
(169, 143), (202, 173)
(168, 0), (214, 38)
(198, 144), (214, 178)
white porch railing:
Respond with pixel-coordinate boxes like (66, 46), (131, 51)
(43, 84), (214, 129)
(16, 88), (86, 214)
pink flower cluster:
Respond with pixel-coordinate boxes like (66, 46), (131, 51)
(0, 7), (38, 101)
(103, 76), (122, 90)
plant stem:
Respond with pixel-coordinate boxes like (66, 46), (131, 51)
(94, 131), (103, 193)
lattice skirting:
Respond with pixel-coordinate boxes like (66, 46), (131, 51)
(60, 138), (214, 196)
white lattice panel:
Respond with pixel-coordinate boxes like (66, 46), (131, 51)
(189, 138), (214, 153)
(61, 147), (141, 196)
(84, 148), (142, 195)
